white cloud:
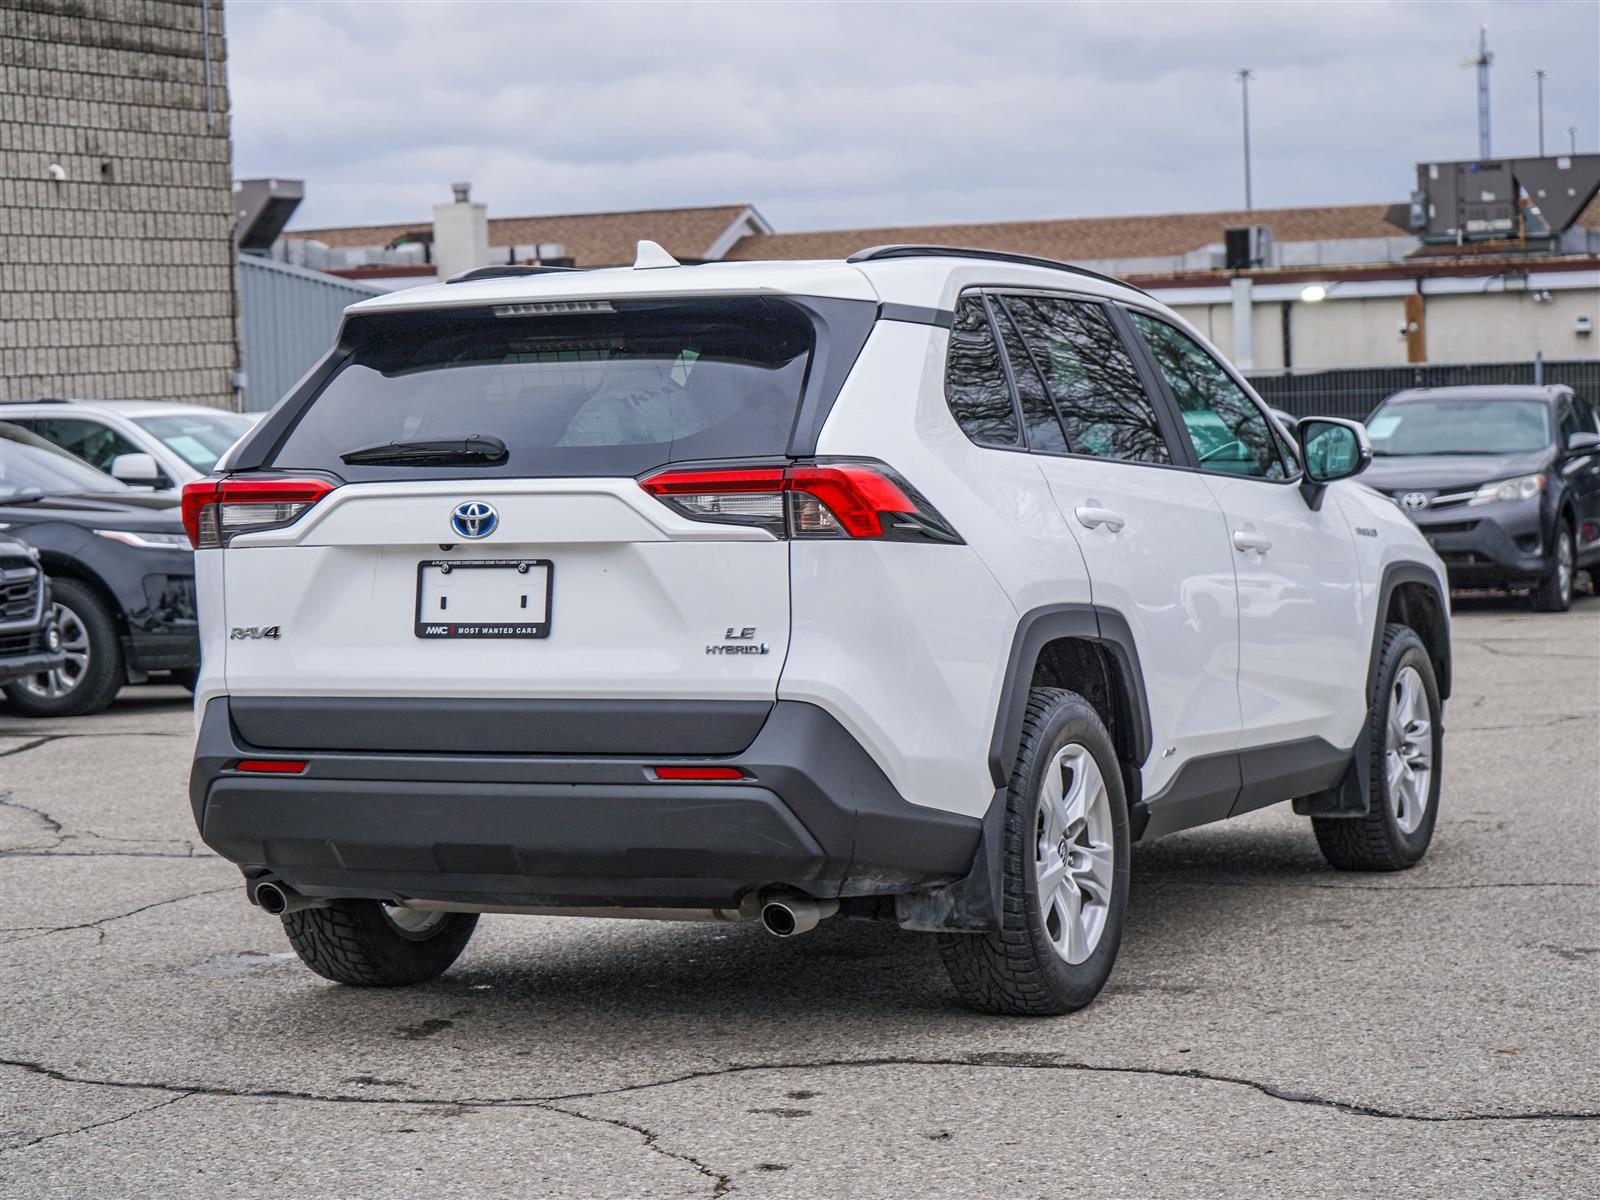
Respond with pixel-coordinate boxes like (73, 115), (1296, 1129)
(223, 0), (1600, 232)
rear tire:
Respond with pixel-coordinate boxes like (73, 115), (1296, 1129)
(1312, 625), (1441, 871)
(1529, 522), (1575, 612)
(281, 900), (478, 986)
(937, 688), (1130, 1015)
(2, 578), (124, 717)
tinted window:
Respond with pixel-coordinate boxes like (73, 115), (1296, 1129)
(1129, 312), (1286, 479)
(1003, 296), (1170, 464)
(20, 417), (143, 476)
(990, 303), (1068, 454)
(1365, 398), (1551, 456)
(944, 295), (1019, 447)
(270, 298), (814, 479)
(135, 412), (257, 471)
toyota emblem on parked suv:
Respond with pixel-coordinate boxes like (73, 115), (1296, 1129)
(450, 501), (498, 539)
(1400, 492), (1429, 510)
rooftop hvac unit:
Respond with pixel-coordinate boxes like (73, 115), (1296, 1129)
(1224, 226), (1272, 270)
(1386, 155), (1600, 244)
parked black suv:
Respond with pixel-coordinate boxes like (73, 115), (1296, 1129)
(0, 536), (64, 688)
(0, 422), (197, 716)
(1362, 385), (1600, 611)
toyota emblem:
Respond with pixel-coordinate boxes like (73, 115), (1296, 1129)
(450, 501), (499, 539)
(1400, 492), (1429, 511)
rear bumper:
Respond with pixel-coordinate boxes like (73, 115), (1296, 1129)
(190, 697), (980, 908)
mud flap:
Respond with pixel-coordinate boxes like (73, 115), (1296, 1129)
(893, 787), (1007, 932)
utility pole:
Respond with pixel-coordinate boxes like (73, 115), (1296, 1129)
(1235, 67), (1255, 212)
(1464, 24), (1493, 159)
(1533, 69), (1547, 156)
(1566, 126), (1579, 155)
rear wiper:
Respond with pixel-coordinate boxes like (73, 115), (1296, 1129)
(340, 435), (508, 466)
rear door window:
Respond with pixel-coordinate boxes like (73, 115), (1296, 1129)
(267, 298), (816, 480)
(1001, 296), (1171, 464)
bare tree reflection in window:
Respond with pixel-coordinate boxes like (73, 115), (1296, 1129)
(1002, 297), (1170, 464)
(944, 297), (1020, 447)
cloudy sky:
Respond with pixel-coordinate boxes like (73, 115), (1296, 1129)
(226, 0), (1599, 234)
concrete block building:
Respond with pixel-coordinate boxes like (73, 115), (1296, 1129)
(0, 0), (237, 407)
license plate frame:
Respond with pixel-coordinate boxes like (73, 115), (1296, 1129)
(414, 559), (553, 639)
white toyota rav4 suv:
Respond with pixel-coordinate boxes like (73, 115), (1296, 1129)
(185, 245), (1450, 1014)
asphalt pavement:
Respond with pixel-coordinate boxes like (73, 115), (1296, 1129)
(1, 597), (1596, 1198)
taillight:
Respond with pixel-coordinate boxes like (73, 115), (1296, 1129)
(234, 759), (308, 774)
(638, 460), (961, 543)
(181, 478), (336, 549)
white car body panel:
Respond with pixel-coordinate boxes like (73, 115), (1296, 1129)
(220, 479), (791, 702)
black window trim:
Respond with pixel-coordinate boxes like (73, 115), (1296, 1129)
(1115, 301), (1304, 486)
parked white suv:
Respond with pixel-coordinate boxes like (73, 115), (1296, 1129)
(1, 399), (258, 496)
(185, 246), (1451, 1014)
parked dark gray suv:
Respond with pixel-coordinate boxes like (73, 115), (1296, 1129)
(1362, 385), (1600, 610)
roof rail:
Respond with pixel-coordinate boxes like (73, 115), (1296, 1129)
(445, 265), (580, 284)
(846, 244), (1148, 296)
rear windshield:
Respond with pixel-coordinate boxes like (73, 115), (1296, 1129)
(267, 298), (815, 479)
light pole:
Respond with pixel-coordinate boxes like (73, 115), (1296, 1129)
(1567, 126), (1580, 155)
(1533, 69), (1547, 155)
(1235, 67), (1255, 212)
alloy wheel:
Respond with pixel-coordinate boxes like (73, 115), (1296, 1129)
(1557, 533), (1574, 604)
(1386, 665), (1433, 834)
(1034, 743), (1115, 965)
(20, 602), (89, 700)
(381, 904), (451, 939)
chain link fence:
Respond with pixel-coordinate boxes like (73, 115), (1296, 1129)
(1245, 358), (1600, 421)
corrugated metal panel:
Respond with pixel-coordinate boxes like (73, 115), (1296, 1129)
(237, 255), (385, 411)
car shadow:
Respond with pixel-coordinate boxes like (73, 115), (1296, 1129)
(262, 823), (1360, 1036)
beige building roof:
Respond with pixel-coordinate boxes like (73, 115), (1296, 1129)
(725, 199), (1600, 263)
(289, 204), (767, 267)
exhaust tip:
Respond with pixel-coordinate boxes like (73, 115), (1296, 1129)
(255, 881), (288, 915)
(760, 902), (799, 937)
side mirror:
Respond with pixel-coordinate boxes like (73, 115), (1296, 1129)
(1567, 431), (1600, 454)
(1296, 417), (1371, 510)
(109, 452), (163, 489)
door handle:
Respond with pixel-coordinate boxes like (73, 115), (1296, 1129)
(1075, 506), (1126, 533)
(1232, 529), (1272, 554)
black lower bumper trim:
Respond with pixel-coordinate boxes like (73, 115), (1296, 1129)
(229, 695), (773, 756)
(191, 698), (981, 908)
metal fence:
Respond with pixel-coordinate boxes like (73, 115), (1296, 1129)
(237, 255), (384, 412)
(1246, 358), (1600, 421)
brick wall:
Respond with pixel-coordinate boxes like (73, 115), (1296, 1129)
(0, 0), (238, 407)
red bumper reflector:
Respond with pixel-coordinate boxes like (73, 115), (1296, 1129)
(651, 766), (746, 781)
(235, 759), (308, 774)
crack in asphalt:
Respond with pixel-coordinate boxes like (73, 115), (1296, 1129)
(0, 1092), (189, 1156)
(3, 1051), (1595, 1126)
(0, 791), (62, 835)
(0, 886), (234, 944)
(1449, 713), (1591, 733)
(0, 731), (186, 754)
(536, 1098), (732, 1196)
